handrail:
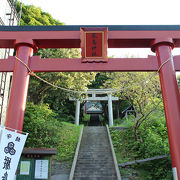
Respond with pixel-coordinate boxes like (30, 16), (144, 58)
(106, 125), (121, 180)
(118, 155), (169, 167)
(69, 125), (84, 180)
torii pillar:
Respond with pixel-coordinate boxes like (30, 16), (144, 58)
(75, 100), (80, 125)
(152, 38), (180, 179)
(5, 39), (36, 131)
(108, 93), (114, 126)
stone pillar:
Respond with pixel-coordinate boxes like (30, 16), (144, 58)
(75, 100), (80, 125)
(108, 93), (113, 126)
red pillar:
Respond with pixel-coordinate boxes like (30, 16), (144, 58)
(5, 40), (35, 131)
(152, 38), (180, 179)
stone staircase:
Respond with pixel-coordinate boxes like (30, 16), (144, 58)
(73, 126), (120, 180)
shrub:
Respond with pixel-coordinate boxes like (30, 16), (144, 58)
(23, 102), (82, 162)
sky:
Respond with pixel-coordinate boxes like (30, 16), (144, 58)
(24, 0), (180, 26)
(23, 0), (180, 74)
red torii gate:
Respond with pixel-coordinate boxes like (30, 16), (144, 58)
(0, 25), (180, 178)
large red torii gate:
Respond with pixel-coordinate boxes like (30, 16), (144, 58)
(0, 25), (180, 178)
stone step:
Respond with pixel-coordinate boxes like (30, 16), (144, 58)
(73, 176), (117, 180)
(76, 159), (114, 163)
(74, 170), (116, 175)
(73, 126), (118, 179)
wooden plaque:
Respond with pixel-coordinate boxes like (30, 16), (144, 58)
(81, 27), (108, 62)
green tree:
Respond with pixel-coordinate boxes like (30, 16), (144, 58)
(88, 72), (109, 89)
(16, 2), (64, 26)
(104, 72), (163, 140)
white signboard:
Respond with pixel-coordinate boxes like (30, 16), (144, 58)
(20, 161), (30, 175)
(35, 160), (49, 179)
(0, 126), (28, 180)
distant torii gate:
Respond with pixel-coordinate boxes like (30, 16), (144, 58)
(0, 25), (180, 179)
(69, 89), (119, 126)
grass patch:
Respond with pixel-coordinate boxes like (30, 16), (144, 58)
(57, 122), (82, 162)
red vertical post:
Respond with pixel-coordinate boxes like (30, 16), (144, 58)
(152, 38), (180, 179)
(5, 40), (35, 131)
(85, 101), (87, 113)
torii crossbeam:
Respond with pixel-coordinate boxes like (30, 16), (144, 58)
(69, 89), (119, 126)
(0, 25), (180, 179)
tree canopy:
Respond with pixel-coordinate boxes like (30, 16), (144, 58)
(104, 72), (163, 140)
(16, 2), (96, 114)
(16, 2), (64, 26)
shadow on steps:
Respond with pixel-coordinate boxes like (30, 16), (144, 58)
(88, 114), (103, 126)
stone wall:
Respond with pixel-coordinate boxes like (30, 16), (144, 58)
(51, 160), (72, 180)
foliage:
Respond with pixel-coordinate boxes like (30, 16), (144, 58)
(23, 102), (82, 161)
(112, 110), (169, 160)
(110, 109), (172, 179)
(23, 102), (60, 148)
(104, 72), (161, 140)
(81, 114), (90, 125)
(136, 158), (172, 180)
(88, 72), (109, 89)
(119, 100), (131, 113)
(54, 101), (75, 123)
(16, 2), (64, 26)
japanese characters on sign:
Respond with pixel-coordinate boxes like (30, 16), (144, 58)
(0, 127), (28, 180)
(35, 160), (49, 179)
(81, 27), (108, 62)
(85, 32), (103, 58)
